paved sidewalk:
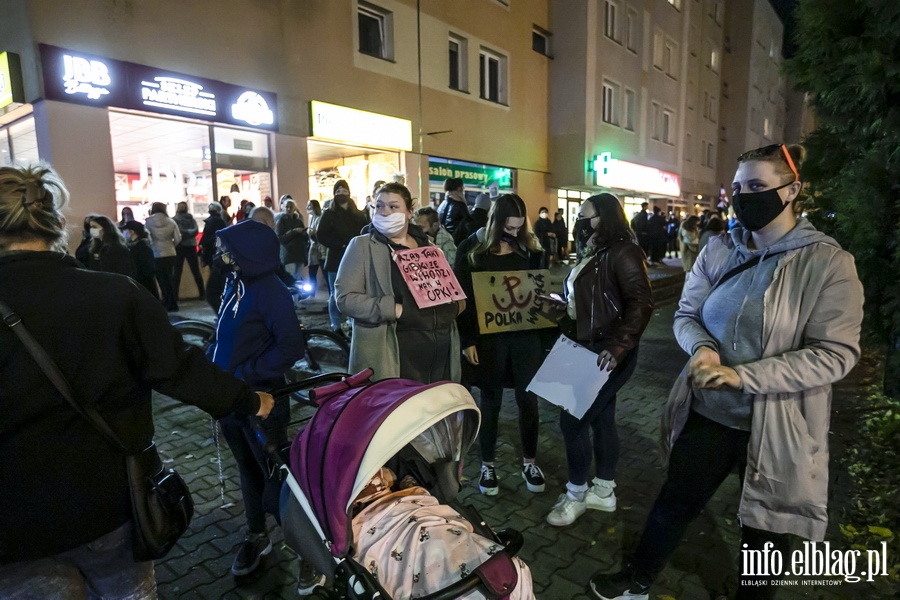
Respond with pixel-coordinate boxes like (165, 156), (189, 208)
(154, 276), (872, 598)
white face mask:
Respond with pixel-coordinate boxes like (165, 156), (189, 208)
(372, 212), (408, 238)
(89, 228), (102, 239)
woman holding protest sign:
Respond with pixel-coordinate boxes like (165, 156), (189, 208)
(543, 193), (653, 527)
(335, 182), (463, 383)
(454, 194), (547, 497)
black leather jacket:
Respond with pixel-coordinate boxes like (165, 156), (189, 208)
(568, 238), (653, 360)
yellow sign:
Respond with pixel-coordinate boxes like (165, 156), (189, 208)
(472, 270), (557, 334)
(0, 52), (24, 110)
(310, 100), (412, 151)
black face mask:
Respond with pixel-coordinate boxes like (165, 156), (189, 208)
(574, 219), (594, 244)
(732, 183), (793, 231)
(500, 233), (518, 245)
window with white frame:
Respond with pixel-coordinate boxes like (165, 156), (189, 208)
(706, 141), (715, 168)
(479, 48), (507, 104)
(667, 0), (682, 10)
(702, 91), (710, 118)
(709, 96), (718, 122)
(664, 39), (678, 78)
(533, 27), (552, 57)
(358, 2), (393, 60)
(662, 108), (674, 144)
(685, 133), (693, 161)
(763, 117), (772, 138)
(624, 88), (636, 130)
(653, 29), (665, 70)
(449, 34), (468, 91)
(713, 0), (724, 25)
(708, 44), (720, 72)
(626, 9), (638, 53)
(602, 80), (620, 125)
(605, 1), (620, 42)
(651, 101), (662, 140)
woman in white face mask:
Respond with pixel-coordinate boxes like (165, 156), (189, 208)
(335, 182), (464, 383)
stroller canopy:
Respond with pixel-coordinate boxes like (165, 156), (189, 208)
(290, 375), (480, 557)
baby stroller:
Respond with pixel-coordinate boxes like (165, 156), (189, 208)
(273, 369), (530, 599)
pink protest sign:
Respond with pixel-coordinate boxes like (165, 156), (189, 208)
(392, 246), (466, 309)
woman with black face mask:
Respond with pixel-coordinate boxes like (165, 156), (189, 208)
(454, 194), (547, 498)
(542, 193), (653, 528)
(589, 144), (865, 600)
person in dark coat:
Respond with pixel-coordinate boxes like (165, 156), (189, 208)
(85, 214), (134, 277)
(438, 177), (472, 245)
(666, 212), (681, 258)
(0, 163), (274, 598)
(200, 201), (228, 311)
(275, 198), (308, 278)
(533, 206), (555, 261)
(208, 219), (306, 577)
(73, 215), (93, 266)
(553, 210), (569, 262)
(630, 202), (650, 258)
(121, 221), (159, 299)
(455, 194), (547, 498)
(316, 179), (369, 334)
(172, 201), (205, 300)
(647, 205), (669, 266)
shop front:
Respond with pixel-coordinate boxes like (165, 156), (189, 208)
(426, 157), (515, 207)
(0, 50), (37, 167)
(307, 100), (411, 211)
(39, 44), (277, 222)
(589, 152), (682, 219)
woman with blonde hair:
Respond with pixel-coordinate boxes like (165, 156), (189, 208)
(0, 164), (273, 598)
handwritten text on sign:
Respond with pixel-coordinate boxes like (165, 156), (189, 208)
(392, 247), (466, 309)
(472, 270), (556, 334)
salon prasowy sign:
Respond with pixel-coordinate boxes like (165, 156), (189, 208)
(472, 270), (556, 334)
(392, 247), (465, 309)
(40, 45), (277, 130)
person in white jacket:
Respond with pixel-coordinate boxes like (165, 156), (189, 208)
(589, 144), (864, 600)
(144, 202), (182, 311)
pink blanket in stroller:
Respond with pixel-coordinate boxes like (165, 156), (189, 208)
(351, 486), (534, 600)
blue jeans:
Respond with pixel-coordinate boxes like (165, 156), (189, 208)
(0, 523), (155, 599)
(326, 270), (341, 331)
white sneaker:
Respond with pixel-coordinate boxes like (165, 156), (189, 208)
(585, 478), (617, 512)
(546, 493), (586, 527)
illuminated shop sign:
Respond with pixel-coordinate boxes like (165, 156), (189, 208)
(590, 153), (680, 197)
(428, 158), (514, 189)
(310, 101), (412, 151)
(1, 51), (25, 109)
(40, 45), (277, 130)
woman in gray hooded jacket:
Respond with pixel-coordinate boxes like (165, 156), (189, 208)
(589, 144), (864, 600)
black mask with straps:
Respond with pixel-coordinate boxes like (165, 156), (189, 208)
(732, 182), (794, 231)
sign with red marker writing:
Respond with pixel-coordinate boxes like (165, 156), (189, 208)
(392, 246), (466, 309)
(472, 270), (556, 334)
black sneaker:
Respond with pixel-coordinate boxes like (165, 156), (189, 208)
(521, 462), (546, 493)
(297, 559), (326, 596)
(588, 569), (650, 600)
(478, 464), (499, 496)
(231, 532), (273, 576)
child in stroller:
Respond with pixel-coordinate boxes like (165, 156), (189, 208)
(279, 370), (534, 599)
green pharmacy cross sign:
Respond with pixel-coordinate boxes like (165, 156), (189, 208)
(590, 152), (612, 175)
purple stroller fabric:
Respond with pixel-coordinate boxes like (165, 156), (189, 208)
(289, 372), (444, 557)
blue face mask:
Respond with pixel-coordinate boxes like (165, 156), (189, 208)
(732, 182), (793, 231)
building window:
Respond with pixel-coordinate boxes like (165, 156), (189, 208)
(604, 1), (619, 42)
(651, 101), (662, 140)
(602, 81), (620, 125)
(626, 9), (639, 53)
(763, 117), (772, 138)
(449, 34), (468, 91)
(533, 27), (552, 57)
(667, 0), (682, 10)
(653, 29), (664, 70)
(712, 0), (724, 25)
(702, 140), (715, 168)
(479, 48), (507, 104)
(358, 2), (393, 60)
(685, 133), (693, 162)
(709, 96), (718, 122)
(664, 39), (678, 78)
(702, 91), (709, 118)
(708, 45), (720, 72)
(624, 88), (636, 130)
(662, 108), (674, 144)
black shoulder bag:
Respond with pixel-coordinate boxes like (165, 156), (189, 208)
(0, 301), (193, 562)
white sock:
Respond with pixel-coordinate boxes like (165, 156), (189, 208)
(566, 481), (588, 501)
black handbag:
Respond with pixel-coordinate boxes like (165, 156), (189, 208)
(0, 301), (194, 561)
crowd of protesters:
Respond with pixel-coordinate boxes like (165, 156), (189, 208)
(0, 140), (866, 600)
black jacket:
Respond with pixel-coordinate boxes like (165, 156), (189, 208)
(129, 238), (158, 298)
(438, 196), (472, 245)
(317, 201), (369, 272)
(200, 213), (227, 266)
(568, 239), (654, 361)
(88, 242), (134, 278)
(0, 251), (260, 563)
(533, 217), (554, 250)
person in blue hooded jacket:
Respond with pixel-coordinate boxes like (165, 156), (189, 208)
(208, 219), (306, 577)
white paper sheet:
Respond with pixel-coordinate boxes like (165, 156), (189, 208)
(526, 335), (611, 419)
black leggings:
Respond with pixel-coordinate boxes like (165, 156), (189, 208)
(476, 332), (542, 462)
(559, 346), (638, 484)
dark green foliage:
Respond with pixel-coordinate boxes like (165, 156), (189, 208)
(785, 0), (900, 346)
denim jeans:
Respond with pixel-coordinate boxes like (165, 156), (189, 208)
(631, 410), (792, 598)
(0, 522), (155, 599)
(326, 270), (341, 330)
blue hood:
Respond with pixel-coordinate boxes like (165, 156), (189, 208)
(216, 219), (280, 278)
